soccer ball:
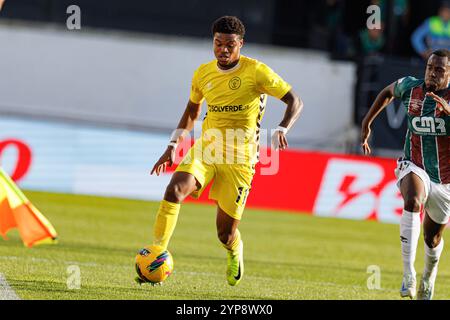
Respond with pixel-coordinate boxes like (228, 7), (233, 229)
(135, 245), (174, 284)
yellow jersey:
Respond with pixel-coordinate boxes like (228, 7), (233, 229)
(189, 55), (292, 165)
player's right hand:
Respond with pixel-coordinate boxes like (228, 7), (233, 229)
(151, 146), (176, 176)
(271, 128), (289, 151)
(360, 125), (372, 155)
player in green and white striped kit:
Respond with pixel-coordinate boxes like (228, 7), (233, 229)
(361, 49), (450, 300)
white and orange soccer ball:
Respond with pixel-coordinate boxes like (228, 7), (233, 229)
(135, 245), (174, 284)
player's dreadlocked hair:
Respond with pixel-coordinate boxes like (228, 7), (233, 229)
(432, 49), (450, 59)
(212, 16), (245, 39)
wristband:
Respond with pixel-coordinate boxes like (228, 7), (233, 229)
(168, 142), (178, 149)
(275, 126), (288, 135)
(170, 128), (187, 144)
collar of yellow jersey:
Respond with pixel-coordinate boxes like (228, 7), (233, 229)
(216, 60), (242, 74)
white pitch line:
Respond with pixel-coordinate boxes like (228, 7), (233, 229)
(0, 273), (21, 300)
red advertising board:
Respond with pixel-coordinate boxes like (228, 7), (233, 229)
(182, 147), (403, 224)
(0, 135), (404, 224)
(0, 139), (32, 182)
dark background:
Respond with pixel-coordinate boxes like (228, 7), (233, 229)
(0, 0), (442, 58)
(0, 0), (443, 154)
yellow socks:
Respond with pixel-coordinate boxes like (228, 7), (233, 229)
(153, 199), (242, 256)
(222, 229), (242, 255)
(153, 200), (180, 250)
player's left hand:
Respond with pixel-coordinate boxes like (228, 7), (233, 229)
(360, 123), (372, 155)
(426, 92), (450, 115)
(271, 130), (288, 151)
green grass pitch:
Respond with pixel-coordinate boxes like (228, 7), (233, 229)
(1, 190), (450, 300)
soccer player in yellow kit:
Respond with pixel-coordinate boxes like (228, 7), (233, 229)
(150, 16), (303, 286)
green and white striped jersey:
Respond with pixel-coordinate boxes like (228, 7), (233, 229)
(394, 76), (450, 184)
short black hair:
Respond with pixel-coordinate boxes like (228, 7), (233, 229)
(212, 16), (245, 39)
(432, 49), (450, 59)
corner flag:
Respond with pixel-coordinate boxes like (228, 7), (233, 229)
(0, 168), (57, 247)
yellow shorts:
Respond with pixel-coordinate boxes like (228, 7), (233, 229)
(175, 142), (255, 220)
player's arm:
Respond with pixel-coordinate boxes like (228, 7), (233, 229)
(255, 62), (303, 150)
(0, 0), (5, 11)
(151, 100), (201, 176)
(272, 90), (303, 150)
(360, 82), (396, 155)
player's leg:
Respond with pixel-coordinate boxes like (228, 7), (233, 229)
(417, 211), (445, 300)
(417, 182), (450, 300)
(153, 139), (214, 250)
(210, 164), (253, 286)
(216, 205), (243, 286)
(153, 172), (200, 249)
(398, 172), (426, 298)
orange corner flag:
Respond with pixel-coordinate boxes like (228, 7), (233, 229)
(0, 168), (57, 247)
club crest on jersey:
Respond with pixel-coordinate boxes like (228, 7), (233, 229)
(411, 116), (446, 135)
(229, 77), (241, 90)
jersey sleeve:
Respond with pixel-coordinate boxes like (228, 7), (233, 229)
(255, 62), (292, 99)
(189, 68), (205, 104)
(394, 76), (417, 98)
